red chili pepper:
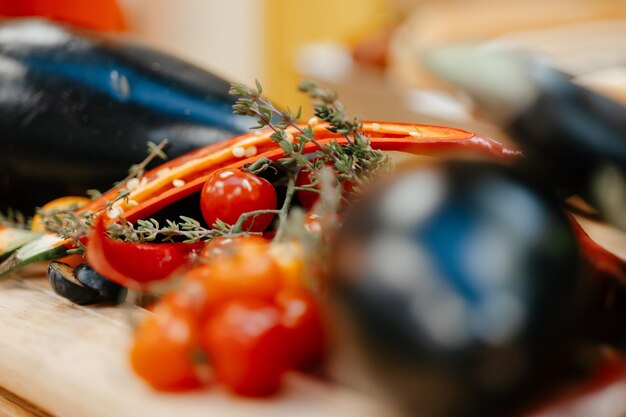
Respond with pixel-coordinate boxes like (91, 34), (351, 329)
(569, 216), (626, 285)
(86, 216), (203, 289)
(78, 122), (521, 224)
(569, 215), (626, 346)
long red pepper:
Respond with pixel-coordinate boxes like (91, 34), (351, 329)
(86, 216), (203, 289)
(78, 122), (521, 224)
(80, 122), (521, 286)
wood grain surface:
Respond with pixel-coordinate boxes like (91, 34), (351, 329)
(0, 279), (395, 417)
(0, 218), (623, 417)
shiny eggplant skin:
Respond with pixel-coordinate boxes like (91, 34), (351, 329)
(74, 262), (126, 304)
(509, 67), (626, 203)
(47, 261), (99, 305)
(330, 161), (582, 417)
(0, 19), (252, 212)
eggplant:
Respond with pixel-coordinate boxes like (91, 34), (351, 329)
(74, 262), (126, 304)
(47, 261), (126, 305)
(0, 19), (253, 212)
(426, 46), (626, 229)
(330, 161), (583, 417)
(47, 261), (99, 305)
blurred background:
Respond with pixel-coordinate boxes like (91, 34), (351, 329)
(3, 0), (626, 140)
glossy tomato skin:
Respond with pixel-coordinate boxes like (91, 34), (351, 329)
(296, 168), (320, 210)
(200, 169), (277, 232)
(296, 165), (355, 210)
(200, 299), (292, 397)
(186, 238), (283, 315)
(330, 161), (582, 417)
(130, 301), (203, 392)
(275, 289), (326, 369)
(199, 235), (268, 259)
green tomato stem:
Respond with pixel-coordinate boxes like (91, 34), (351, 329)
(274, 173), (297, 242)
(231, 209), (281, 234)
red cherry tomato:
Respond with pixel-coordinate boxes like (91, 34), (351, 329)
(304, 211), (323, 234)
(200, 169), (277, 232)
(186, 237), (283, 315)
(275, 289), (326, 369)
(295, 167), (320, 210)
(200, 299), (292, 397)
(199, 235), (268, 259)
(130, 301), (203, 391)
(295, 164), (355, 210)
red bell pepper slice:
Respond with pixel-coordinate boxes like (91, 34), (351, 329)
(86, 216), (203, 289)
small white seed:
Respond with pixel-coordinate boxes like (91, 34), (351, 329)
(126, 177), (140, 190)
(232, 146), (245, 157)
(127, 199), (139, 207)
(156, 167), (171, 177)
(308, 116), (319, 127)
(409, 131), (421, 138)
(172, 179), (186, 188)
(244, 146), (257, 157)
(108, 207), (122, 219)
(371, 123), (381, 131)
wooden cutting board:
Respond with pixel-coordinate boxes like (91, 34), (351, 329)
(0, 218), (623, 417)
(0, 277), (396, 417)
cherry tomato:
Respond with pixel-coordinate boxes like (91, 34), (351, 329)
(304, 211), (323, 234)
(200, 169), (277, 232)
(275, 289), (326, 369)
(130, 301), (203, 392)
(295, 167), (320, 210)
(200, 299), (292, 396)
(185, 238), (283, 314)
(199, 235), (268, 259)
(295, 164), (355, 210)
(269, 241), (307, 290)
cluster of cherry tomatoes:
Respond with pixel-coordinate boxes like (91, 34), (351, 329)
(130, 167), (327, 396)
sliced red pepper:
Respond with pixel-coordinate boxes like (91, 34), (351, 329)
(86, 216), (203, 289)
(78, 122), (521, 222)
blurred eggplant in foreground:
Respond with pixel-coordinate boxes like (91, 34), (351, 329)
(0, 19), (252, 212)
(330, 161), (582, 417)
(426, 46), (626, 230)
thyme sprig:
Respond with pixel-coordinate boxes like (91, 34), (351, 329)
(107, 216), (219, 243)
(0, 208), (29, 230)
(36, 80), (389, 247)
(230, 79), (391, 194)
(38, 140), (168, 253)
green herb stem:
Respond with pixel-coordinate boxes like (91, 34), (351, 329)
(274, 174), (297, 242)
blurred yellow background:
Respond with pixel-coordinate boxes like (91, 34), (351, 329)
(4, 0), (626, 123)
(119, 0), (393, 111)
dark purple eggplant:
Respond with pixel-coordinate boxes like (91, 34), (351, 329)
(47, 261), (127, 305)
(0, 19), (253, 212)
(74, 263), (126, 304)
(426, 47), (626, 229)
(330, 161), (583, 417)
(47, 261), (99, 305)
